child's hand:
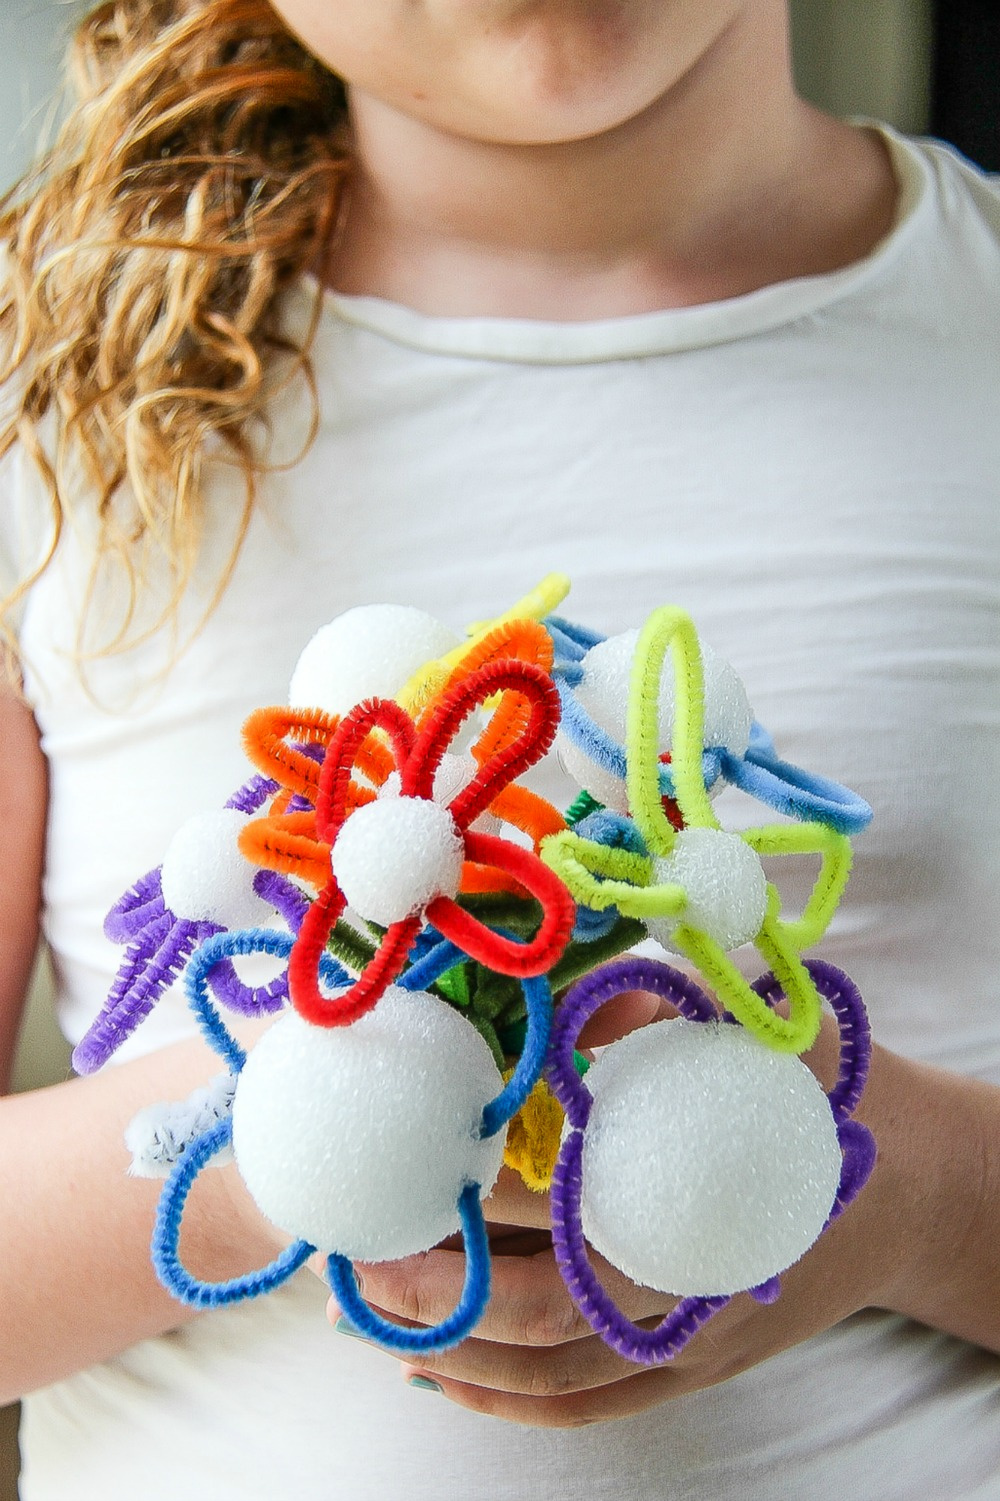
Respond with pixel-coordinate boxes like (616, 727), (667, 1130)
(323, 1012), (934, 1428)
(333, 1142), (899, 1426)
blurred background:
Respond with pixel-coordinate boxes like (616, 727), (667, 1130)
(0, 0), (994, 1495)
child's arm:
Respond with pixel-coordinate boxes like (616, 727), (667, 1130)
(0, 676), (47, 1092)
(0, 685), (290, 1405)
(0, 1032), (294, 1404)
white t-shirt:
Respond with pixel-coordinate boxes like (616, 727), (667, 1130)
(11, 123), (1000, 1498)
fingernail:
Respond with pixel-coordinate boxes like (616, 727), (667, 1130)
(334, 1316), (370, 1341)
(408, 1376), (443, 1394)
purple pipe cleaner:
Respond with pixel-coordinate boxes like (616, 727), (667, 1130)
(199, 870), (310, 1017)
(546, 956), (877, 1365)
(74, 773), (289, 1075)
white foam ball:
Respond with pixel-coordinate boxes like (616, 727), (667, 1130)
(332, 796), (464, 926)
(576, 629), (753, 759)
(647, 827), (767, 952)
(555, 730), (630, 814)
(231, 988), (506, 1259)
(380, 753), (502, 836)
(160, 809), (266, 929)
(288, 605), (461, 715)
(580, 1018), (842, 1295)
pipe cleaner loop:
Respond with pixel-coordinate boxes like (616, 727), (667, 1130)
(478, 971), (552, 1139)
(396, 575), (567, 718)
(187, 928), (351, 1072)
(723, 723), (873, 834)
(547, 956), (875, 1363)
(325, 1181), (491, 1354)
(75, 773), (292, 1075)
(551, 1127), (732, 1365)
(547, 956), (720, 1129)
(152, 1118), (316, 1308)
(627, 607), (718, 848)
(552, 612), (871, 832)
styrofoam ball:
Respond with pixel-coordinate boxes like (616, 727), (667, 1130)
(580, 1018), (842, 1295)
(288, 605), (461, 714)
(231, 987), (506, 1259)
(646, 827), (767, 953)
(575, 629), (753, 758)
(380, 753), (502, 836)
(160, 809), (267, 929)
(555, 730), (630, 814)
(332, 796), (464, 926)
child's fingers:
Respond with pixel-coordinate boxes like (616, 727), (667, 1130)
(332, 1243), (672, 1350)
(394, 1362), (685, 1428)
(480, 1165), (554, 1230)
(575, 987), (667, 1048)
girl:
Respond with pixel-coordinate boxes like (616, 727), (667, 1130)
(2, 1), (999, 1496)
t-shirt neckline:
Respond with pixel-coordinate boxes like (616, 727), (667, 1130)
(299, 122), (930, 364)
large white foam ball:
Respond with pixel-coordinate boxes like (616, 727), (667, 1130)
(647, 827), (767, 953)
(288, 605), (461, 715)
(332, 796), (464, 926)
(160, 809), (266, 929)
(575, 629), (753, 758)
(580, 1018), (842, 1296)
(231, 988), (506, 1260)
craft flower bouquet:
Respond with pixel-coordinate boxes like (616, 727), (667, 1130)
(75, 576), (876, 1364)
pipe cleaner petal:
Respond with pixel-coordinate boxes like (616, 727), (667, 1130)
(325, 1181), (491, 1354)
(152, 1118), (315, 1308)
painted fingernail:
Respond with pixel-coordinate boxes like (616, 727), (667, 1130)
(408, 1376), (443, 1394)
(334, 1317), (370, 1341)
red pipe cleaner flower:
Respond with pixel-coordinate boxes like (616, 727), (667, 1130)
(288, 658), (576, 1028)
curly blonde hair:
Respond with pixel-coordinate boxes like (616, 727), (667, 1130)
(0, 0), (350, 661)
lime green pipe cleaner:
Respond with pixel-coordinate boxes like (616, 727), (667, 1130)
(626, 607), (718, 853)
(539, 603), (865, 1055)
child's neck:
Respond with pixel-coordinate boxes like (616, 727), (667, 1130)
(323, 15), (898, 321)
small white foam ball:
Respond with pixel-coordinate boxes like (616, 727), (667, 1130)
(647, 827), (768, 952)
(288, 605), (461, 715)
(231, 988), (506, 1260)
(580, 1018), (842, 1296)
(576, 629), (753, 759)
(332, 796), (464, 926)
(380, 753), (502, 836)
(160, 809), (266, 929)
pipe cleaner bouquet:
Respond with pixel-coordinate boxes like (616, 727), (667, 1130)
(75, 575), (876, 1365)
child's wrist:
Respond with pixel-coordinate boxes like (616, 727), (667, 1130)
(860, 1045), (995, 1332)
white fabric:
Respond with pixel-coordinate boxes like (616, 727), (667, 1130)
(12, 122), (1000, 1497)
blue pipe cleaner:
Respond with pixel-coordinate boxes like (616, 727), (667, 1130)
(479, 971), (551, 1139)
(568, 809), (649, 941)
(398, 930), (468, 993)
(326, 1181), (491, 1353)
(186, 928), (351, 1073)
(399, 929), (553, 1140)
(556, 678), (726, 797)
(723, 724), (873, 833)
(544, 614), (605, 656)
(157, 926), (547, 1330)
(152, 1117), (316, 1307)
